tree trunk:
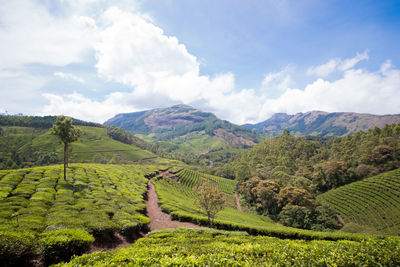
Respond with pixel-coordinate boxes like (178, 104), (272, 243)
(64, 142), (67, 179)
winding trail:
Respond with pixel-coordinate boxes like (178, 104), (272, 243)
(146, 179), (202, 230)
(234, 192), (243, 212)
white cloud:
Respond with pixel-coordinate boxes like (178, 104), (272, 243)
(262, 66), (292, 93)
(339, 50), (369, 71)
(54, 72), (85, 83)
(2, 2), (398, 126)
(95, 7), (198, 86)
(260, 61), (400, 120)
(307, 50), (369, 77)
(0, 0), (96, 68)
(306, 59), (340, 77)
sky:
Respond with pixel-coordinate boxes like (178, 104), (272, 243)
(1, 0), (400, 124)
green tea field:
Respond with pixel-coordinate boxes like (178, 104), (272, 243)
(318, 169), (400, 235)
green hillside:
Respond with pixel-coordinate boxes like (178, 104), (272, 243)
(105, 105), (262, 160)
(24, 126), (155, 163)
(318, 169), (400, 235)
(0, 125), (155, 169)
(152, 169), (379, 241)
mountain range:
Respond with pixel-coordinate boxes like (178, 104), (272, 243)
(243, 111), (400, 136)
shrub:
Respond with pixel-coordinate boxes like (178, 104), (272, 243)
(39, 228), (94, 264)
(0, 231), (37, 267)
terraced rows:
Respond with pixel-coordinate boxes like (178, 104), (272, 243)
(0, 164), (159, 235)
(318, 169), (400, 235)
(176, 169), (236, 194)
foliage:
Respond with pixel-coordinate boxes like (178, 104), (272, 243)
(51, 115), (82, 178)
(0, 231), (36, 267)
(58, 228), (400, 267)
(195, 181), (225, 226)
(233, 123), (400, 229)
(153, 169), (375, 241)
(39, 228), (94, 264)
(0, 164), (160, 264)
(0, 114), (102, 129)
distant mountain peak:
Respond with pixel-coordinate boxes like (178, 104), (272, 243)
(244, 111), (400, 136)
(105, 105), (262, 154)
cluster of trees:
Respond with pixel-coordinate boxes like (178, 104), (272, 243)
(231, 124), (400, 230)
(105, 125), (151, 151)
(0, 115), (102, 128)
(238, 176), (339, 230)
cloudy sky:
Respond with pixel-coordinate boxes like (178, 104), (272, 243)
(1, 0), (400, 124)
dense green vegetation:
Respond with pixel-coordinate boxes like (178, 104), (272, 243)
(318, 169), (400, 235)
(153, 169), (376, 241)
(58, 228), (400, 267)
(229, 124), (400, 230)
(0, 115), (102, 129)
(0, 164), (158, 265)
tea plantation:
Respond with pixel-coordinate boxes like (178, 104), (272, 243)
(153, 169), (379, 241)
(58, 228), (400, 267)
(0, 163), (159, 265)
(318, 168), (400, 235)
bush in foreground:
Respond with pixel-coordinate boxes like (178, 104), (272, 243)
(39, 228), (94, 264)
(57, 228), (400, 267)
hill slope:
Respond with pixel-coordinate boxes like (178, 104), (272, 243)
(0, 116), (156, 168)
(105, 104), (262, 155)
(244, 111), (400, 136)
(318, 169), (400, 235)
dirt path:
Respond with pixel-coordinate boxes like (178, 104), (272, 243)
(146, 179), (202, 230)
(234, 192), (243, 212)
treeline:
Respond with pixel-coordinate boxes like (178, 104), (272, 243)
(0, 115), (102, 128)
(224, 124), (400, 230)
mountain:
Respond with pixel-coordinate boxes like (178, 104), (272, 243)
(244, 111), (400, 136)
(105, 104), (262, 155)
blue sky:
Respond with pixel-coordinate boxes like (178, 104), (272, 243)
(0, 0), (399, 124)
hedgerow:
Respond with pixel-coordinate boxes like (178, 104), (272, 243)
(57, 228), (400, 267)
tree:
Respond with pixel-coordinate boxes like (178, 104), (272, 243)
(253, 179), (280, 215)
(51, 115), (82, 179)
(277, 186), (314, 209)
(195, 181), (225, 227)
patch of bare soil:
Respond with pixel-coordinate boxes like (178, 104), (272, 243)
(89, 231), (146, 253)
(234, 192), (243, 212)
(146, 179), (202, 231)
(157, 170), (180, 182)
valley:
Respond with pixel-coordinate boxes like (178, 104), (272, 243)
(0, 110), (400, 266)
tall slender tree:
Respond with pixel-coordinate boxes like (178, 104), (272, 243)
(51, 115), (82, 179)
